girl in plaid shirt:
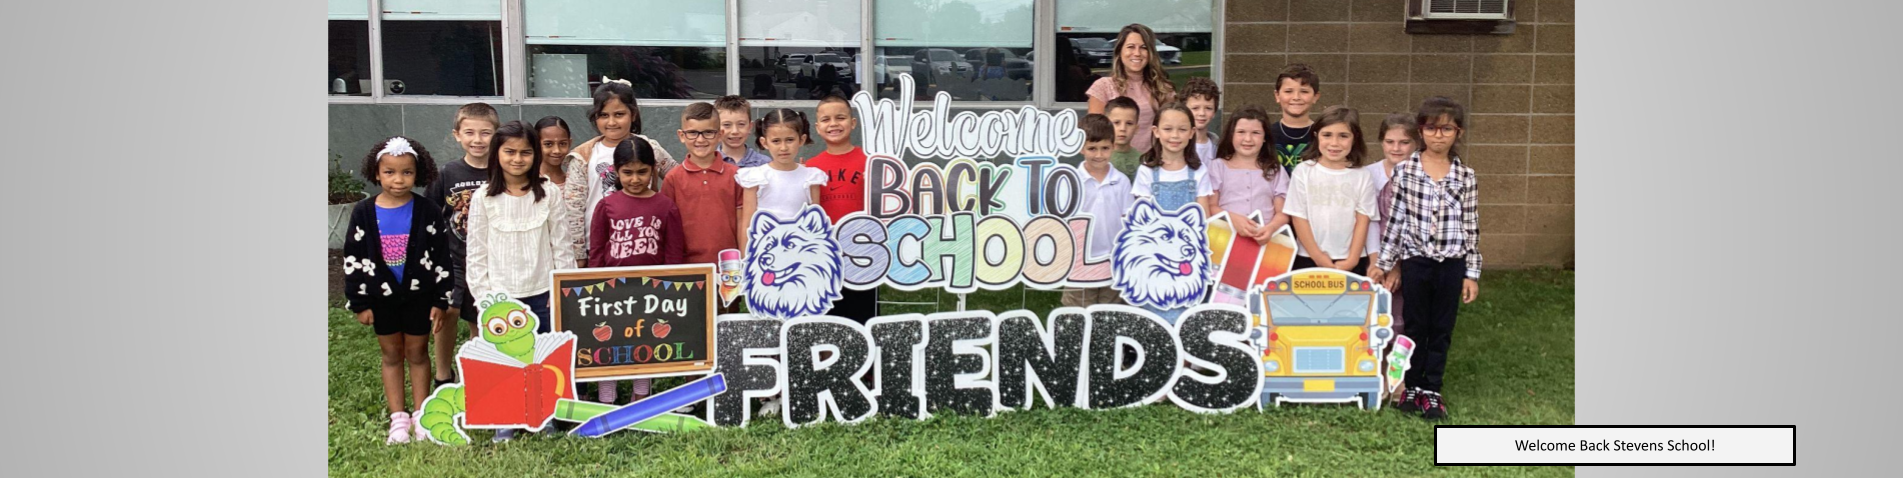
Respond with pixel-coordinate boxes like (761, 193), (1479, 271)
(1369, 96), (1481, 421)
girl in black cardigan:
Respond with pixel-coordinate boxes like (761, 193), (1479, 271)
(343, 136), (454, 444)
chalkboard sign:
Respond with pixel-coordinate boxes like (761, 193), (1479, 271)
(552, 265), (717, 380)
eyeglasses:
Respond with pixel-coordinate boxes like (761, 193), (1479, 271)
(1422, 125), (1462, 136)
(680, 129), (720, 140)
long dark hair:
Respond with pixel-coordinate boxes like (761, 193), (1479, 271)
(588, 81), (642, 135)
(1214, 106), (1277, 182)
(484, 120), (547, 201)
(1139, 102), (1200, 170)
(1299, 106), (1368, 167)
(1111, 23), (1175, 107)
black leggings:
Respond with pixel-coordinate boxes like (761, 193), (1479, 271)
(1399, 256), (1465, 393)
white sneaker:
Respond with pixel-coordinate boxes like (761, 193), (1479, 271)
(758, 396), (782, 417)
(492, 428), (517, 443)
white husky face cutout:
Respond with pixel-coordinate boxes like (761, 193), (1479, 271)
(744, 205), (844, 320)
(1113, 199), (1213, 309)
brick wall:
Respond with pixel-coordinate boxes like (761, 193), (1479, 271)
(1223, 0), (1574, 268)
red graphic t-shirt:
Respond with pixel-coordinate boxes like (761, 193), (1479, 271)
(805, 147), (868, 223)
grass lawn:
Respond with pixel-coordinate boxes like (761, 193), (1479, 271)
(329, 269), (1573, 476)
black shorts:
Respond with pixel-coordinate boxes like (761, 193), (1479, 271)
(456, 288), (477, 322)
(372, 300), (434, 336)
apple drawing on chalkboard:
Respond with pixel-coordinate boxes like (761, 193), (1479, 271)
(593, 322), (612, 342)
(653, 319), (671, 339)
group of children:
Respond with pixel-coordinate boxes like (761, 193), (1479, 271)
(344, 81), (886, 444)
(344, 45), (1484, 444)
(1079, 45), (1483, 421)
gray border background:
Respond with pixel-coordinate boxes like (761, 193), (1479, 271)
(1577, 0), (1902, 475)
(10, 0), (1902, 475)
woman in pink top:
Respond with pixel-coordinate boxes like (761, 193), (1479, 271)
(1086, 23), (1177, 154)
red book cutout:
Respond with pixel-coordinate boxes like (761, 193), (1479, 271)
(457, 333), (578, 432)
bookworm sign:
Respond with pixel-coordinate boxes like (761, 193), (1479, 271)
(553, 265), (717, 379)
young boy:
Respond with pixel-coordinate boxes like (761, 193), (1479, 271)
(422, 102), (498, 388)
(714, 95), (772, 168)
(804, 95), (877, 323)
(1105, 96), (1144, 179)
(1063, 114), (1131, 308)
(1270, 63), (1320, 174)
(661, 102), (744, 309)
(1183, 77), (1222, 161)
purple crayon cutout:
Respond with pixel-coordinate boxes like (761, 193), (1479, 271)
(572, 373), (727, 438)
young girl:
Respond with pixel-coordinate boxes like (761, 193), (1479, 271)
(536, 116), (573, 187)
(737, 108), (828, 249)
(1204, 105), (1290, 244)
(587, 138), (686, 405)
(1130, 102), (1214, 323)
(561, 80), (679, 268)
(465, 121), (574, 440)
(1283, 105), (1378, 276)
(343, 136), (453, 444)
(1369, 97), (1481, 421)
(1367, 113), (1420, 345)
(1086, 23), (1176, 154)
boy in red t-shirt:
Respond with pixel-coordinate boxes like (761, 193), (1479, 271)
(803, 95), (876, 323)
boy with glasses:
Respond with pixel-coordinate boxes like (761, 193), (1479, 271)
(662, 103), (745, 305)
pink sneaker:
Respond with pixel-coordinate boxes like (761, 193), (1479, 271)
(386, 412), (412, 444)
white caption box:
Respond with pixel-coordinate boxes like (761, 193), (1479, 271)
(1436, 426), (1795, 465)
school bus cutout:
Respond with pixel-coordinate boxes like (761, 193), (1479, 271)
(1253, 268), (1394, 410)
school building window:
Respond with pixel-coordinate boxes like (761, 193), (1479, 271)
(328, 1), (370, 96)
(737, 0), (863, 101)
(326, 0), (1218, 106)
(874, 0), (1035, 102)
(379, 0), (505, 97)
(524, 0), (727, 99)
(1054, 0), (1213, 102)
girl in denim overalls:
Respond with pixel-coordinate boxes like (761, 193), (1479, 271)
(1129, 103), (1216, 323)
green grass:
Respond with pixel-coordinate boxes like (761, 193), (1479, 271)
(330, 270), (1573, 476)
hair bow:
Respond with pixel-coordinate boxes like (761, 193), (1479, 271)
(600, 76), (633, 87)
(378, 137), (417, 159)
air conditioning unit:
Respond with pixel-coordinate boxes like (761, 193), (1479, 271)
(1423, 0), (1511, 21)
(1407, 0), (1516, 34)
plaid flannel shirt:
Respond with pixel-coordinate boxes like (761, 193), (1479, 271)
(1375, 153), (1482, 279)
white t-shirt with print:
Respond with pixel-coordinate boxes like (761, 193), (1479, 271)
(1282, 161), (1379, 260)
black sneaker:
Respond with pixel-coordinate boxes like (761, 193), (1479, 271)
(433, 370), (458, 390)
(1421, 391), (1448, 420)
(1396, 387), (1423, 414)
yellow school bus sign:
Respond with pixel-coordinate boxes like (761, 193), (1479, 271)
(1253, 268), (1396, 410)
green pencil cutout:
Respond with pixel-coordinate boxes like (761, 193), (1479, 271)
(553, 398), (714, 433)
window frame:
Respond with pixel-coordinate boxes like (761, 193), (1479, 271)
(327, 0), (1226, 108)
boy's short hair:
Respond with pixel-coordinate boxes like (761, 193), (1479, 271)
(682, 102), (717, 123)
(1080, 114), (1115, 144)
(714, 95), (751, 114)
(816, 94), (851, 108)
(1274, 63), (1320, 93)
(1182, 77), (1221, 104)
(453, 102), (500, 130)
(1104, 96), (1140, 116)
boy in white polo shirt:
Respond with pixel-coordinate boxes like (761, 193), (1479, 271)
(1063, 114), (1132, 307)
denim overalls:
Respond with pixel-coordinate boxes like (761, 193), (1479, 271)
(1147, 166), (1200, 324)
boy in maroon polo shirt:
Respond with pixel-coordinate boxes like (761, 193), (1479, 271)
(661, 102), (744, 311)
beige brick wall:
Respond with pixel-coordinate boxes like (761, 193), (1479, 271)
(1224, 0), (1574, 269)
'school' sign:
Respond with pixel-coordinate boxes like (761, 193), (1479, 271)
(552, 265), (716, 379)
